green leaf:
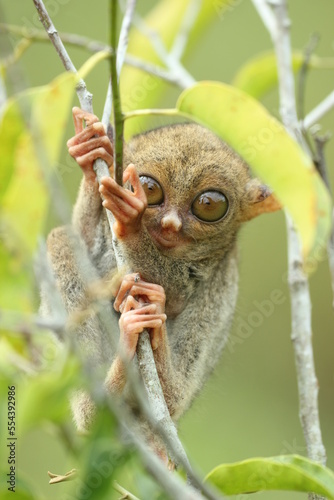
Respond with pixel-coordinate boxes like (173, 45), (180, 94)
(205, 455), (334, 498)
(176, 81), (332, 262)
(32, 71), (77, 165)
(0, 100), (24, 201)
(1, 132), (48, 254)
(0, 71), (77, 254)
(0, 462), (43, 500)
(233, 51), (334, 99)
(17, 351), (80, 432)
(122, 0), (229, 139)
(0, 240), (33, 311)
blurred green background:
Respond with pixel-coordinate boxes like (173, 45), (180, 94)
(0, 1), (333, 499)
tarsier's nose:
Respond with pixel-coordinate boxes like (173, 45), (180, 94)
(161, 212), (182, 232)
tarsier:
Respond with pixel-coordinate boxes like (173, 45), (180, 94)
(43, 107), (279, 457)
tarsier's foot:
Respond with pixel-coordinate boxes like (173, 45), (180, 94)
(114, 273), (166, 357)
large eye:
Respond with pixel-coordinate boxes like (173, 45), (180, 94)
(139, 175), (164, 206)
(191, 191), (229, 222)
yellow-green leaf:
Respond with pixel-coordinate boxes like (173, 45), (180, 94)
(0, 241), (32, 311)
(122, 0), (228, 139)
(206, 455), (334, 498)
(1, 132), (48, 254)
(233, 51), (334, 99)
(176, 81), (331, 262)
(17, 351), (80, 432)
(0, 70), (79, 254)
(0, 90), (40, 201)
(32, 71), (77, 165)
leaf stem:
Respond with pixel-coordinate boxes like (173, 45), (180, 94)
(123, 107), (179, 120)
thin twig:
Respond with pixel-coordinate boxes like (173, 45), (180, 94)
(113, 481), (141, 500)
(314, 134), (334, 308)
(303, 90), (334, 130)
(32, 0), (75, 73)
(101, 79), (113, 129)
(0, 38), (32, 69)
(297, 33), (319, 122)
(170, 0), (202, 61)
(0, 23), (184, 88)
(253, 3), (327, 500)
(297, 33), (320, 156)
(250, 0), (278, 39)
(116, 0), (137, 78)
(128, 6), (195, 87)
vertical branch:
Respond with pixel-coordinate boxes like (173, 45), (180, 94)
(252, 0), (327, 491)
(110, 0), (124, 186)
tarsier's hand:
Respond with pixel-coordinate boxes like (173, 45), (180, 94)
(115, 273), (167, 358)
(99, 164), (148, 239)
(67, 107), (114, 183)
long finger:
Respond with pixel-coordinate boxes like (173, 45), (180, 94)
(114, 274), (143, 310)
(67, 122), (107, 148)
(127, 285), (165, 304)
(68, 136), (113, 158)
(126, 319), (163, 335)
(120, 295), (141, 313)
(100, 177), (146, 212)
(123, 164), (147, 204)
(76, 149), (113, 170)
(102, 194), (139, 224)
(72, 106), (99, 132)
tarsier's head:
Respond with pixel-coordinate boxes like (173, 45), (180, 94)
(125, 124), (280, 260)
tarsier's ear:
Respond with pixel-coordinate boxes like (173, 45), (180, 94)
(241, 179), (282, 222)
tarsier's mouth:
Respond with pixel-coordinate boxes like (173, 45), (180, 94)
(151, 232), (179, 249)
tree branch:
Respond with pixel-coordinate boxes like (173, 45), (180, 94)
(253, 4), (327, 500)
(170, 0), (202, 61)
(113, 481), (140, 500)
(250, 0), (278, 39)
(110, 0), (124, 185)
(127, 5), (195, 88)
(0, 23), (187, 88)
(303, 90), (334, 130)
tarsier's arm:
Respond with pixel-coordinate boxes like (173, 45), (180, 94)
(67, 107), (113, 254)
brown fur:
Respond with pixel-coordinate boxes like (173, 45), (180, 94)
(42, 123), (279, 433)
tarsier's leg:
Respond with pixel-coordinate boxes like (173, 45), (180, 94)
(45, 226), (116, 432)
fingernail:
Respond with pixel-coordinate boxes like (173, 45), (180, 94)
(152, 339), (159, 350)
